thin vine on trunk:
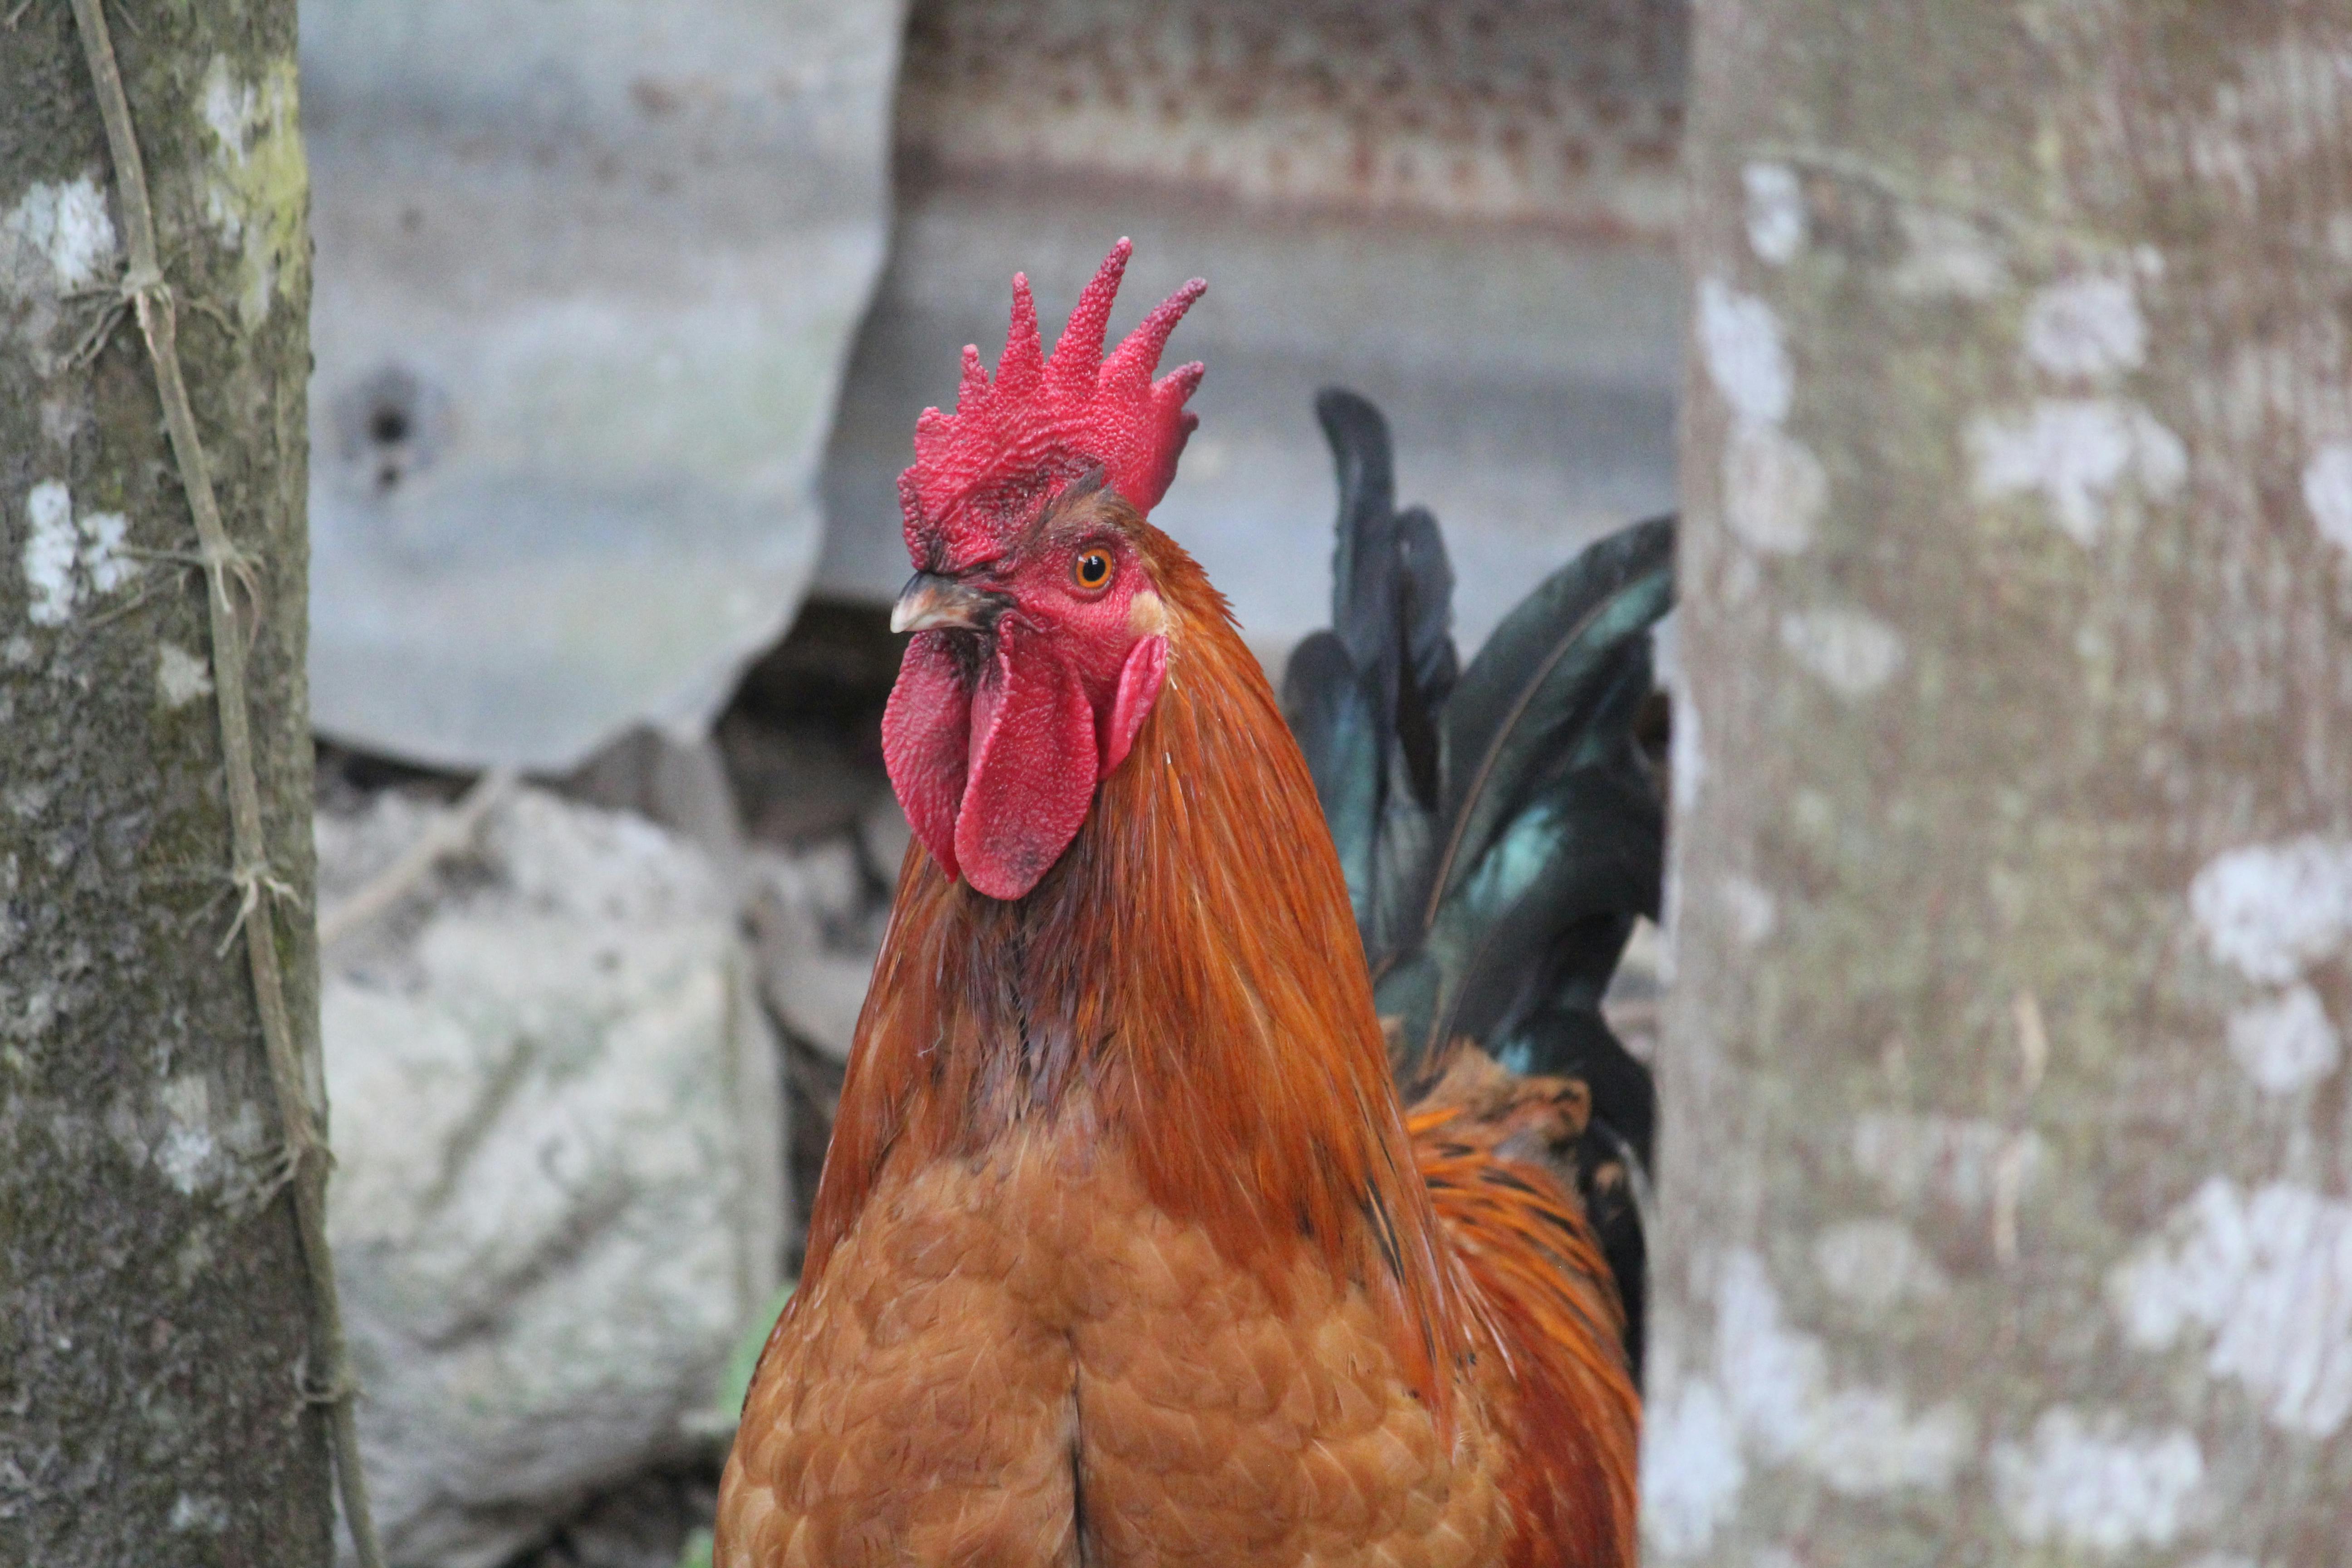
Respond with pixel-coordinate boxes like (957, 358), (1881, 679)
(1, 1), (371, 1562)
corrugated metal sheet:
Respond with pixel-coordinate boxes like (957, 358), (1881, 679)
(303, 0), (905, 769)
(898, 0), (1684, 235)
(302, 0), (1688, 763)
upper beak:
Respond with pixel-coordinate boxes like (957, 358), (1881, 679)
(892, 571), (1003, 634)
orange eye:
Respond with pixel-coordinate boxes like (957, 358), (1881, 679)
(1073, 548), (1113, 591)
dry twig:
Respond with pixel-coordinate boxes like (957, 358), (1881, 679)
(318, 767), (520, 948)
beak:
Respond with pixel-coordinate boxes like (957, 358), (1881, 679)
(891, 571), (1003, 634)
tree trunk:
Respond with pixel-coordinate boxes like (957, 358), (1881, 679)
(0, 3), (331, 1563)
(1651, 4), (2352, 1564)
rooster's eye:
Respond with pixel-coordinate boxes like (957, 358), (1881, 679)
(1073, 549), (1113, 591)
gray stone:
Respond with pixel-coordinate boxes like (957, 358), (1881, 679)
(300, 0), (908, 770)
(745, 838), (884, 1064)
(856, 790), (912, 884)
(317, 788), (786, 1568)
(558, 726), (749, 896)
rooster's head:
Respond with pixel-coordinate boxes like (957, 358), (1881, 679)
(881, 239), (1207, 900)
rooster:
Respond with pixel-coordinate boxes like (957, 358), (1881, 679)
(718, 241), (1646, 1568)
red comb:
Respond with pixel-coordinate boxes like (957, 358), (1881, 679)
(901, 239), (1206, 566)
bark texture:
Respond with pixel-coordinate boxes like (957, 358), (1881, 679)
(1651, 3), (2352, 1564)
(0, 3), (328, 1563)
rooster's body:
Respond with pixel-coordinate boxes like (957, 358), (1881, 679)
(719, 245), (1644, 1568)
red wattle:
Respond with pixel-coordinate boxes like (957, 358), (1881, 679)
(880, 630), (972, 883)
(956, 627), (1102, 900)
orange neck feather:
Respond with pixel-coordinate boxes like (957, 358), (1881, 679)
(804, 523), (1467, 1402)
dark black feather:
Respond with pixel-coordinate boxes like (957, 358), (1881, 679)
(1317, 388), (1400, 673)
(1390, 505), (1456, 808)
(1564, 1108), (1651, 1374)
(1429, 514), (1674, 923)
(1284, 389), (1673, 1376)
(1294, 390), (1461, 950)
(1392, 740), (1661, 1063)
(1280, 630), (1382, 929)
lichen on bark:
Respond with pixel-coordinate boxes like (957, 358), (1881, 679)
(1651, 2), (2352, 1564)
(0, 3), (329, 1563)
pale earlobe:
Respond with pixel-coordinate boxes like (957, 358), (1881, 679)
(1101, 634), (1169, 774)
(1127, 588), (1167, 636)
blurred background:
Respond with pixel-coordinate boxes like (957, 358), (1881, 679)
(299, 2), (1686, 1562)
